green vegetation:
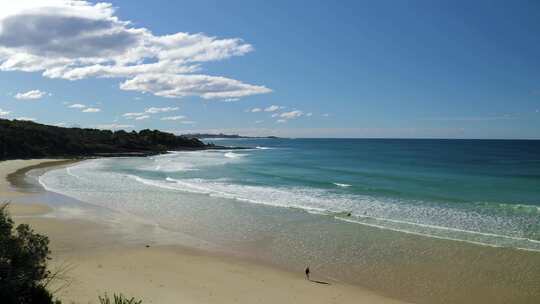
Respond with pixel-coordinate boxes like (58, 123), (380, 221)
(98, 294), (143, 304)
(0, 118), (207, 160)
(0, 203), (146, 303)
(0, 204), (60, 304)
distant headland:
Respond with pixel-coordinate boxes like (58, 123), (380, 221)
(185, 133), (280, 139)
(0, 119), (239, 160)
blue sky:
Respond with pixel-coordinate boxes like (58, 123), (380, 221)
(0, 0), (539, 138)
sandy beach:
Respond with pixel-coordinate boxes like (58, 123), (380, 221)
(0, 159), (407, 304)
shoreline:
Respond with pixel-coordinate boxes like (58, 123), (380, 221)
(1, 159), (406, 304)
(6, 159), (81, 193)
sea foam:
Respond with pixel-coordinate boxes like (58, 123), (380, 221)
(333, 182), (352, 187)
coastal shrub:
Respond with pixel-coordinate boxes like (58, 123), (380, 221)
(98, 293), (143, 304)
(0, 203), (60, 304)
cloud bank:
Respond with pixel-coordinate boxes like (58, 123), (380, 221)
(280, 110), (303, 119)
(68, 103), (86, 108)
(82, 107), (100, 113)
(14, 89), (47, 100)
(0, 108), (11, 116)
(122, 106), (180, 120)
(15, 117), (36, 121)
(161, 115), (186, 121)
(264, 105), (283, 112)
(0, 1), (271, 100)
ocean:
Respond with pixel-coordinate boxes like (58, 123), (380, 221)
(37, 138), (540, 303)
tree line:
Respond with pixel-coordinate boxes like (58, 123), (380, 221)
(0, 119), (207, 160)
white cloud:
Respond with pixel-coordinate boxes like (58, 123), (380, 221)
(223, 98), (239, 102)
(180, 120), (196, 124)
(134, 115), (150, 120)
(322, 113), (330, 117)
(273, 110), (304, 123)
(0, 108), (11, 116)
(161, 115), (186, 121)
(96, 123), (133, 130)
(280, 110), (303, 119)
(68, 103), (86, 108)
(306, 112), (313, 117)
(54, 122), (68, 127)
(144, 106), (179, 114)
(120, 74), (270, 99)
(122, 112), (145, 118)
(0, 1), (271, 100)
(82, 107), (101, 113)
(14, 89), (46, 100)
(264, 105), (283, 112)
(123, 107), (178, 119)
(251, 108), (262, 113)
(255, 120), (264, 124)
(16, 117), (35, 121)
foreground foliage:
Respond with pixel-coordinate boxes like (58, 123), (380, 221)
(0, 204), (59, 304)
(0, 203), (147, 303)
(0, 118), (207, 160)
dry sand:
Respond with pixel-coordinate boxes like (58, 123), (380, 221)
(0, 159), (407, 304)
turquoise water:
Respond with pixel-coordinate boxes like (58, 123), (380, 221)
(39, 138), (540, 251)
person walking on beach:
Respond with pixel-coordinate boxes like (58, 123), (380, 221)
(305, 266), (310, 280)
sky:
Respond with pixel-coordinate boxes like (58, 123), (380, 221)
(0, 0), (539, 139)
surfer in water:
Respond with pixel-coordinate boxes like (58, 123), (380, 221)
(305, 266), (310, 280)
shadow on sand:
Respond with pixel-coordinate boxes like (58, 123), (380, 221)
(309, 279), (330, 285)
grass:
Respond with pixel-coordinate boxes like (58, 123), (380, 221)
(98, 293), (143, 304)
